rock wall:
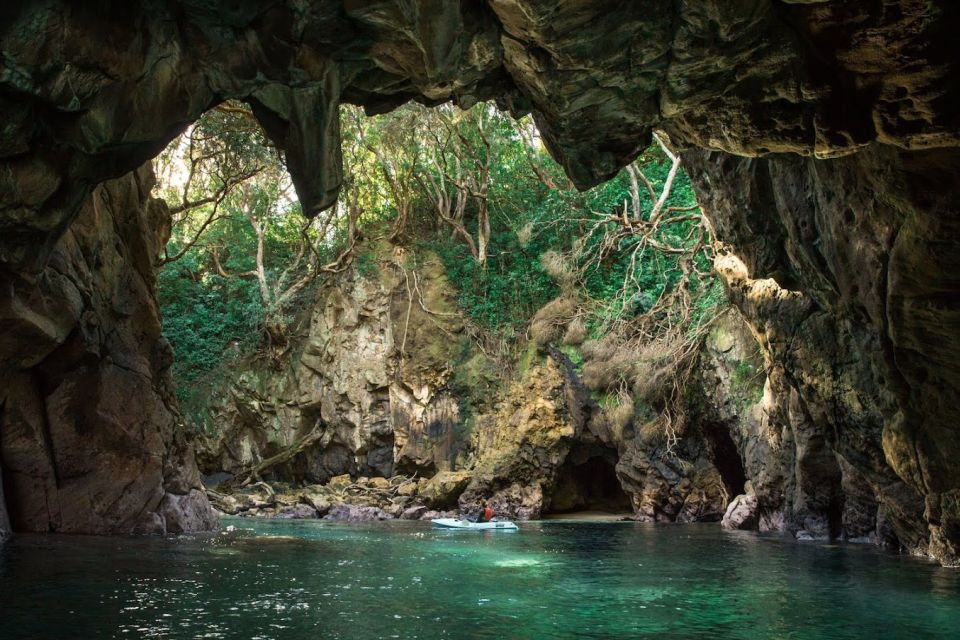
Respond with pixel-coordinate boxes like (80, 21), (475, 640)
(196, 244), (480, 483)
(460, 344), (741, 523)
(0, 459), (11, 540)
(0, 167), (216, 535)
(686, 145), (960, 562)
(199, 248), (761, 526)
(459, 352), (586, 520)
(2, 1), (956, 274)
(0, 1), (958, 562)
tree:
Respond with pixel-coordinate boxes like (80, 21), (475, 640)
(419, 105), (494, 265)
(154, 101), (273, 266)
(154, 101), (364, 394)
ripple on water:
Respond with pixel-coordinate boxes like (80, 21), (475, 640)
(1, 520), (959, 639)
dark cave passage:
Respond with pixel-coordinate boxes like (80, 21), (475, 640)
(703, 422), (747, 500)
(547, 448), (632, 514)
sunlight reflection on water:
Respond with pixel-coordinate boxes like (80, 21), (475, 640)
(1, 519), (959, 640)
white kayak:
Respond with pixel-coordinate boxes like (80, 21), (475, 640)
(431, 518), (518, 531)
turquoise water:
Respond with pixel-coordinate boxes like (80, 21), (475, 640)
(1, 518), (959, 639)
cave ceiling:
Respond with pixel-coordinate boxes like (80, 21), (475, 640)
(0, 0), (957, 270)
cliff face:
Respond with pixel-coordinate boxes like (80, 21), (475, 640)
(0, 1), (957, 562)
(196, 244), (479, 483)
(198, 250), (763, 527)
(686, 145), (960, 561)
(0, 167), (216, 535)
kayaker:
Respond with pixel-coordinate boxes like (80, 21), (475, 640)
(479, 502), (494, 523)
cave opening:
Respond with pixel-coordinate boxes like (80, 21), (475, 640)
(547, 446), (632, 515)
(702, 422), (747, 500)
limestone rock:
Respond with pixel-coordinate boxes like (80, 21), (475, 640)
(0, 168), (215, 536)
(400, 505), (428, 520)
(0, 0), (958, 565)
(419, 510), (456, 521)
(301, 494), (332, 518)
(397, 481), (419, 497)
(419, 471), (473, 509)
(272, 504), (319, 520)
(194, 243), (473, 483)
(328, 475), (353, 490)
(324, 505), (393, 522)
(722, 495), (760, 531)
(687, 145), (960, 563)
(160, 490), (219, 534)
(459, 354), (586, 520)
(2, 1), (956, 273)
(367, 477), (391, 491)
(0, 460), (10, 542)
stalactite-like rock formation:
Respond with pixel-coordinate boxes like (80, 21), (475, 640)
(1, 1), (957, 560)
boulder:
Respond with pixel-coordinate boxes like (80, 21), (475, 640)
(207, 493), (241, 516)
(160, 490), (220, 534)
(367, 477), (391, 491)
(419, 471), (472, 509)
(323, 505), (393, 522)
(397, 481), (419, 497)
(301, 494), (332, 517)
(328, 474), (353, 490)
(721, 494), (760, 531)
(272, 504), (318, 520)
(419, 510), (455, 521)
(383, 501), (409, 518)
(401, 505), (428, 520)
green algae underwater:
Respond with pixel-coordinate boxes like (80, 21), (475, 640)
(1, 518), (958, 639)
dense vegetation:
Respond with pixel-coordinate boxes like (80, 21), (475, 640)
(153, 101), (726, 424)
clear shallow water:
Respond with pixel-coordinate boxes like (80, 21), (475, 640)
(1, 519), (959, 639)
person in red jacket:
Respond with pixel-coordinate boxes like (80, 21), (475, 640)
(479, 502), (494, 523)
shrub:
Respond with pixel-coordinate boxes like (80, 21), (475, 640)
(530, 296), (577, 346)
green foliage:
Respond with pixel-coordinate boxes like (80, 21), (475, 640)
(433, 229), (559, 333)
(157, 258), (263, 404)
(730, 359), (765, 411)
(155, 103), (349, 400)
(354, 249), (379, 281)
(558, 345), (584, 373)
(155, 98), (728, 407)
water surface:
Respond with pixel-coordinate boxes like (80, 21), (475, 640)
(1, 518), (958, 639)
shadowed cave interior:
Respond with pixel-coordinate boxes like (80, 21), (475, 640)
(0, 1), (958, 573)
(547, 448), (632, 515)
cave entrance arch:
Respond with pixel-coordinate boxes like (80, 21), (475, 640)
(547, 443), (632, 516)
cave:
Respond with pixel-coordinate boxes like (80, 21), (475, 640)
(0, 0), (957, 569)
(547, 446), (632, 516)
(702, 422), (747, 501)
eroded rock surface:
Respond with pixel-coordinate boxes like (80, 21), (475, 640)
(2, 1), (956, 271)
(195, 243), (477, 482)
(687, 145), (960, 562)
(0, 2), (958, 563)
(0, 462), (11, 540)
(0, 167), (215, 535)
(722, 495), (760, 531)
